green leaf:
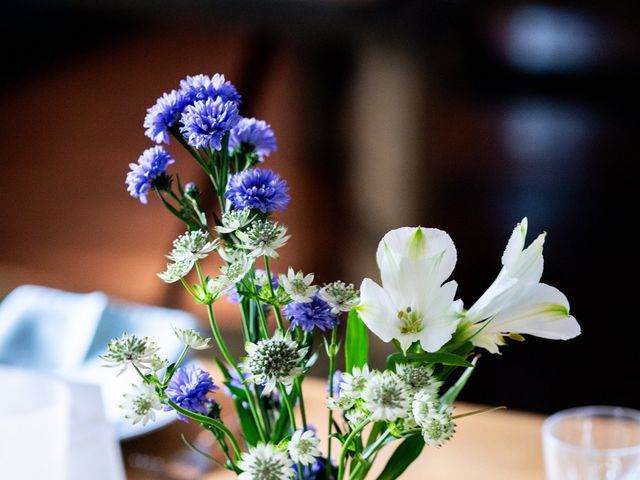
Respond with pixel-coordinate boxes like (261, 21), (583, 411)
(345, 309), (369, 372)
(377, 435), (425, 480)
(386, 351), (474, 370)
(441, 354), (480, 406)
(226, 383), (260, 445)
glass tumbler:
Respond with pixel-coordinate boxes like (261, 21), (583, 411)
(543, 406), (640, 480)
(0, 367), (71, 480)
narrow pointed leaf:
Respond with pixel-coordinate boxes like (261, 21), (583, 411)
(377, 435), (425, 480)
(345, 309), (369, 372)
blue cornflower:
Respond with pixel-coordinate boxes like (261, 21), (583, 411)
(225, 168), (290, 213)
(283, 295), (338, 333)
(165, 364), (218, 422)
(229, 117), (277, 161)
(179, 73), (241, 105)
(294, 457), (335, 480)
(126, 146), (174, 204)
(180, 97), (240, 150)
(143, 89), (188, 144)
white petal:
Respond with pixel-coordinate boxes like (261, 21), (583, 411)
(501, 218), (527, 269)
(484, 283), (580, 340)
(510, 232), (545, 283)
(418, 280), (460, 352)
(359, 278), (399, 343)
(376, 227), (457, 286)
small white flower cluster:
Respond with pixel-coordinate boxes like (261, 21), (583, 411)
(120, 381), (162, 426)
(327, 363), (455, 447)
(173, 326), (211, 350)
(236, 219), (290, 258)
(279, 267), (318, 303)
(244, 331), (308, 393)
(237, 429), (322, 480)
(318, 281), (359, 314)
(216, 209), (254, 234)
(100, 332), (167, 375)
(158, 230), (218, 283)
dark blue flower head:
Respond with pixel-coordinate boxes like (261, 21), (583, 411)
(165, 364), (218, 422)
(229, 117), (277, 161)
(143, 90), (188, 144)
(284, 295), (339, 333)
(179, 73), (241, 105)
(126, 146), (174, 204)
(180, 97), (240, 150)
(294, 457), (336, 480)
(225, 168), (290, 213)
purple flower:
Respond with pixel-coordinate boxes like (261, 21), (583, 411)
(126, 146), (174, 204)
(225, 168), (290, 213)
(283, 295), (338, 333)
(143, 90), (189, 144)
(229, 117), (277, 161)
(179, 73), (241, 105)
(165, 364), (218, 422)
(326, 370), (343, 396)
(180, 97), (240, 150)
(226, 269), (278, 304)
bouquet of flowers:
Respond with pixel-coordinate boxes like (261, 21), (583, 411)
(104, 72), (581, 479)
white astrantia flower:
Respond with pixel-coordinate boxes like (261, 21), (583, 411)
(358, 227), (462, 353)
(120, 382), (162, 426)
(205, 277), (230, 300)
(345, 406), (369, 427)
(236, 220), (290, 258)
(395, 363), (442, 395)
(238, 443), (294, 480)
(318, 281), (359, 314)
(148, 355), (169, 373)
(421, 406), (455, 448)
(288, 429), (322, 466)
(339, 365), (372, 399)
(412, 388), (439, 427)
(157, 260), (193, 283)
(326, 394), (355, 411)
(101, 332), (160, 374)
(245, 331), (308, 394)
(219, 253), (253, 285)
(279, 267), (318, 303)
(168, 230), (218, 264)
(362, 371), (411, 422)
(462, 218), (581, 354)
(173, 326), (211, 350)
(215, 209), (254, 234)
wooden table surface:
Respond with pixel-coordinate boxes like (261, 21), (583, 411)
(124, 376), (545, 479)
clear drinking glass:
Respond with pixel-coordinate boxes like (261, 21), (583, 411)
(0, 367), (71, 480)
(543, 406), (640, 480)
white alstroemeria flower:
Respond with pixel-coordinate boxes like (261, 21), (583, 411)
(464, 218), (580, 354)
(168, 230), (218, 263)
(279, 267), (318, 303)
(288, 429), (322, 466)
(359, 227), (461, 352)
(120, 382), (162, 426)
(173, 326), (212, 350)
(238, 443), (294, 480)
(215, 209), (254, 234)
(236, 220), (290, 258)
(157, 260), (193, 283)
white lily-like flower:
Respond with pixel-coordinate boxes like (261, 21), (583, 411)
(279, 267), (318, 302)
(463, 218), (580, 353)
(359, 227), (461, 352)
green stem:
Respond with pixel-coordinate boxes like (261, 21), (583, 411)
(295, 377), (308, 430)
(351, 429), (393, 479)
(326, 327), (338, 479)
(162, 345), (189, 387)
(278, 383), (304, 479)
(263, 256), (285, 333)
(167, 399), (242, 463)
(337, 418), (370, 480)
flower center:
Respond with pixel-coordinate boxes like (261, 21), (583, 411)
(398, 307), (424, 334)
